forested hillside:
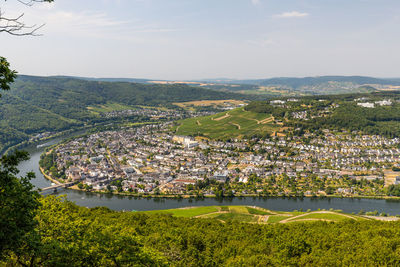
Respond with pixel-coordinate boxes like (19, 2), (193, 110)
(9, 75), (248, 119)
(4, 196), (400, 266)
(0, 75), (251, 152)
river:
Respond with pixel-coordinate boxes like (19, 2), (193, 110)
(16, 133), (400, 214)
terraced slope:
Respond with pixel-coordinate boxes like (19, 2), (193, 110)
(174, 107), (279, 139)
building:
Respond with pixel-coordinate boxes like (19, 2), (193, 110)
(357, 102), (375, 108)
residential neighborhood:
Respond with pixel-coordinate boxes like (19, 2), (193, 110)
(40, 122), (400, 197)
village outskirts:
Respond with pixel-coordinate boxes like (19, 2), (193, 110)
(40, 121), (400, 198)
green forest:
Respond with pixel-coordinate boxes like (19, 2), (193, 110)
(3, 195), (400, 266)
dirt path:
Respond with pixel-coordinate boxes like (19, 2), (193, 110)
(259, 117), (274, 124)
(213, 112), (230, 121)
(230, 122), (241, 130)
(279, 211), (356, 223)
(194, 211), (228, 218)
(284, 218), (333, 223)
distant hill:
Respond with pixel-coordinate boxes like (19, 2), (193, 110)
(198, 76), (400, 96)
(51, 75), (153, 84)
(228, 76), (400, 87)
(0, 75), (252, 152)
(51, 75), (400, 96)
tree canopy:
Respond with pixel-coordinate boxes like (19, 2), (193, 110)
(0, 151), (40, 261)
(3, 196), (400, 266)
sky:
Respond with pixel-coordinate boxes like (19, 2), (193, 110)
(1, 0), (400, 80)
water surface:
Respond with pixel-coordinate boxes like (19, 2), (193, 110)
(16, 134), (400, 214)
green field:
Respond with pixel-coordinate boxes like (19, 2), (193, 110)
(141, 206), (370, 224)
(267, 215), (292, 223)
(212, 213), (257, 222)
(174, 107), (279, 139)
(246, 206), (274, 215)
(283, 212), (366, 223)
(143, 206), (219, 217)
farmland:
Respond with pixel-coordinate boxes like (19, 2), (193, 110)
(174, 107), (280, 139)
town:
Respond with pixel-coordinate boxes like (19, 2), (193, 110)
(40, 122), (400, 198)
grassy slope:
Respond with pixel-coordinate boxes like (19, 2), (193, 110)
(175, 107), (279, 139)
(283, 212), (365, 222)
(141, 206), (369, 224)
(143, 206), (219, 217)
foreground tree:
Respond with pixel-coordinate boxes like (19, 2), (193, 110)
(0, 56), (17, 92)
(0, 151), (40, 261)
(0, 0), (54, 260)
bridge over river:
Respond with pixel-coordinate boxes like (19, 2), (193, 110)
(41, 182), (77, 192)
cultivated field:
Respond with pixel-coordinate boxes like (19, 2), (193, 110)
(141, 206), (372, 224)
(174, 107), (279, 139)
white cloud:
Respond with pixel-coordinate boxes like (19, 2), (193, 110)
(45, 11), (129, 28)
(274, 11), (309, 18)
(251, 0), (261, 5)
(35, 10), (178, 42)
(133, 28), (179, 33)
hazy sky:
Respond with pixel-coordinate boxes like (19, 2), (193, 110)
(1, 0), (400, 80)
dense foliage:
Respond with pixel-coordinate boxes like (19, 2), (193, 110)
(0, 57), (17, 93)
(297, 102), (400, 137)
(387, 185), (400, 197)
(3, 196), (400, 266)
(0, 151), (40, 259)
(244, 101), (287, 119)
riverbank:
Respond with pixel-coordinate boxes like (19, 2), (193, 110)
(1, 126), (91, 156)
(39, 167), (61, 185)
(39, 166), (400, 201)
(19, 128), (400, 214)
(1, 119), (158, 156)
